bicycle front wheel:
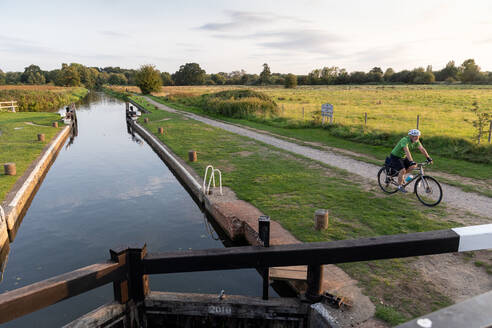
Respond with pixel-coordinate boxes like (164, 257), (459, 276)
(414, 175), (443, 206)
(378, 167), (399, 194)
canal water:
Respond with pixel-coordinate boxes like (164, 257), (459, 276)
(0, 93), (272, 327)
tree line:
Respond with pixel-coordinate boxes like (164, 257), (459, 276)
(1, 59), (491, 89)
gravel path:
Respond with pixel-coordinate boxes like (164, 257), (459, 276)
(145, 97), (492, 219)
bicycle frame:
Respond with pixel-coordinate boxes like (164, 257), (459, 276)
(386, 162), (429, 189)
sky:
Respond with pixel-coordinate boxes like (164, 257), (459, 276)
(0, 0), (491, 74)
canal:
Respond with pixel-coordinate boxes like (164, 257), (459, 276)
(0, 93), (272, 327)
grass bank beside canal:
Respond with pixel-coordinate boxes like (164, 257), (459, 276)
(126, 94), (491, 325)
(0, 112), (64, 203)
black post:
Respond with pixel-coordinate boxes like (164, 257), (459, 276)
(416, 115), (420, 129)
(305, 264), (323, 302)
(109, 245), (148, 304)
(258, 215), (270, 300)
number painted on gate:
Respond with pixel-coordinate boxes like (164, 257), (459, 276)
(208, 305), (232, 316)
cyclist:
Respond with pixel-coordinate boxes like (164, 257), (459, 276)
(389, 129), (433, 193)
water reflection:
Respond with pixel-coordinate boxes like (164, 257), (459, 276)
(0, 92), (271, 327)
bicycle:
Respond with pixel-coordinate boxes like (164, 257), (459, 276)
(377, 161), (443, 206)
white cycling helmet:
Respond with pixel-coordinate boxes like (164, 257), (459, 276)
(408, 129), (421, 136)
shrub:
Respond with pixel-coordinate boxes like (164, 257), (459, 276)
(136, 65), (162, 94)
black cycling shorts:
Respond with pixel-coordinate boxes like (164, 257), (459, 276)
(389, 154), (412, 171)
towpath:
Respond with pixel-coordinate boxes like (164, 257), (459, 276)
(144, 96), (491, 219)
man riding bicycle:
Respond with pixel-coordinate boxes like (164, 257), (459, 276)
(389, 129), (433, 193)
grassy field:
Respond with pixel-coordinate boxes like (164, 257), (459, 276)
(0, 85), (87, 112)
(0, 112), (64, 202)
(128, 94), (491, 325)
(111, 84), (492, 143)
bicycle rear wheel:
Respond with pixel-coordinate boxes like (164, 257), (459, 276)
(378, 167), (399, 194)
(414, 175), (443, 206)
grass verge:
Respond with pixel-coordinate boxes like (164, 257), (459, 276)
(0, 112), (65, 202)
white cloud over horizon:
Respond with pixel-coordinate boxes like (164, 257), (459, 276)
(0, 0), (491, 74)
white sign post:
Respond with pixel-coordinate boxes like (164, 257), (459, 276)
(321, 103), (334, 124)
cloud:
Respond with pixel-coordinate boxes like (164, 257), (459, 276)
(99, 30), (131, 38)
(198, 10), (342, 56)
(197, 10), (309, 31)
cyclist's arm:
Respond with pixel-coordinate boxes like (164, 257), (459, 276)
(403, 146), (413, 161)
(418, 145), (431, 159)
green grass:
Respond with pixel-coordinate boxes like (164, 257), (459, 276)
(129, 94), (465, 324)
(0, 112), (64, 202)
(149, 95), (492, 182)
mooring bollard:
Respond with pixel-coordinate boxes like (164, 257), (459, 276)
(258, 215), (271, 300)
(158, 127), (164, 135)
(52, 122), (58, 128)
(4, 163), (16, 176)
(37, 134), (45, 142)
(188, 150), (197, 162)
(314, 209), (329, 230)
(144, 117), (149, 124)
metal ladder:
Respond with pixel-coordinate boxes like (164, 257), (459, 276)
(203, 165), (223, 196)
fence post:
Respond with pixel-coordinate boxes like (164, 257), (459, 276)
(488, 121), (492, 144)
(416, 115), (420, 129)
(306, 264), (323, 302)
(258, 215), (270, 300)
(302, 107), (305, 120)
(110, 245), (149, 304)
(365, 112), (367, 125)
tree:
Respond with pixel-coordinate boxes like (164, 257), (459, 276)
(6, 72), (21, 84)
(108, 73), (128, 85)
(460, 59), (481, 83)
(320, 67), (339, 84)
(161, 72), (174, 86)
(210, 73), (226, 85)
(468, 101), (491, 144)
(60, 64), (81, 86)
(436, 61), (459, 81)
(21, 65), (46, 84)
(284, 73), (297, 88)
(367, 67), (384, 83)
(259, 63), (271, 84)
(349, 71), (368, 84)
(0, 69), (6, 84)
(136, 64), (162, 94)
(172, 63), (206, 85)
(383, 68), (394, 82)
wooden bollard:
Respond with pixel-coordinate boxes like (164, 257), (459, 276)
(37, 133), (45, 142)
(158, 127), (164, 134)
(4, 163), (16, 176)
(52, 122), (58, 128)
(314, 209), (329, 230)
(144, 117), (149, 124)
(188, 150), (197, 162)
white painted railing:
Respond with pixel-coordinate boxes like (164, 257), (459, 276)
(0, 101), (17, 112)
(203, 165), (223, 196)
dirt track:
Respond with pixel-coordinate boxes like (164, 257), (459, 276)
(144, 97), (492, 220)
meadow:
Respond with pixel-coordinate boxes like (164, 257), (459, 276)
(0, 85), (87, 112)
(111, 84), (492, 143)
(110, 85), (492, 168)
